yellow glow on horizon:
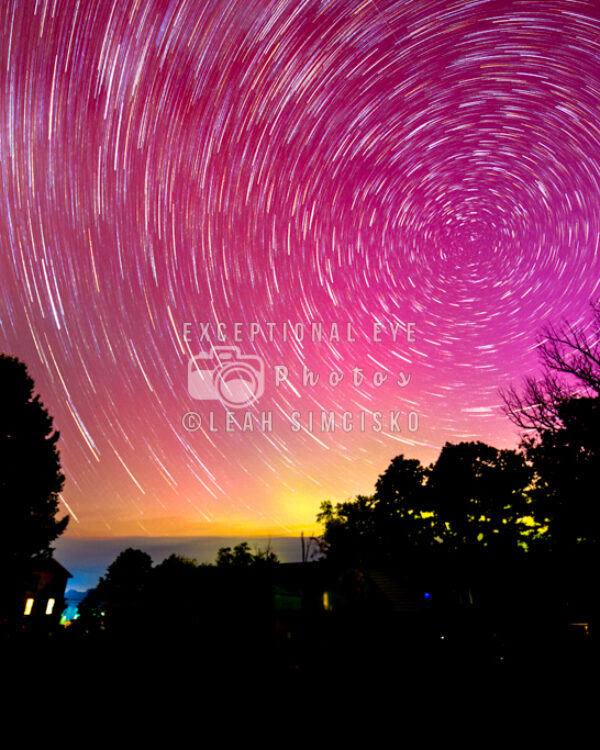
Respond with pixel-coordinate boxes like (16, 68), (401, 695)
(63, 520), (323, 539)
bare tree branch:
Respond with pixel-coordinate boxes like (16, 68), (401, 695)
(501, 300), (600, 436)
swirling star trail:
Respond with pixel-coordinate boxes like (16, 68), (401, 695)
(2, 0), (600, 537)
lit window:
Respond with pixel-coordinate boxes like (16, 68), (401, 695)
(24, 598), (34, 616)
(323, 592), (332, 611)
(45, 598), (55, 615)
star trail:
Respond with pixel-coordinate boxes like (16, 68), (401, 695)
(1, 0), (600, 537)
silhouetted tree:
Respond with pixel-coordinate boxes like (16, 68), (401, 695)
(146, 554), (202, 635)
(0, 354), (68, 566)
(0, 354), (69, 622)
(317, 454), (436, 566)
(216, 541), (279, 567)
(521, 397), (600, 552)
(318, 494), (380, 565)
(426, 441), (534, 554)
(318, 446), (535, 567)
(78, 548), (153, 633)
(252, 543), (280, 566)
(216, 542), (254, 567)
(374, 454), (438, 554)
(502, 301), (600, 433)
(502, 303), (600, 552)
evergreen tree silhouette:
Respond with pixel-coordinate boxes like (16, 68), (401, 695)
(0, 354), (68, 569)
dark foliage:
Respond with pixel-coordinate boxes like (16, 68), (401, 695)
(502, 302), (600, 553)
(318, 443), (534, 568)
(75, 542), (280, 637)
(0, 354), (68, 567)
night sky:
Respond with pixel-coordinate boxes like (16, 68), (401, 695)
(2, 0), (600, 539)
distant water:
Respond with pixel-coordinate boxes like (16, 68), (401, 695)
(54, 536), (305, 592)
